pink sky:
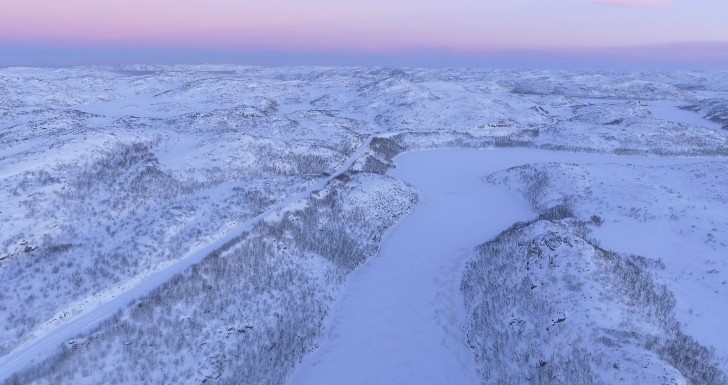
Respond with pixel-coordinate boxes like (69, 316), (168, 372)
(1, 0), (727, 67)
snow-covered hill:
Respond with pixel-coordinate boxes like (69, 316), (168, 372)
(486, 157), (728, 373)
(1, 65), (727, 384)
(463, 217), (725, 385)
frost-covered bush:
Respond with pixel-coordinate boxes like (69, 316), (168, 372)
(590, 214), (604, 226)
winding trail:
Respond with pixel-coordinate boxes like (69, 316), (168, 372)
(285, 148), (716, 385)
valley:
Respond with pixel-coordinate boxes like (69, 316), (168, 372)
(1, 66), (727, 384)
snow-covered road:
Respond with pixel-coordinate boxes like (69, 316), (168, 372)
(285, 148), (718, 385)
(0, 136), (376, 383)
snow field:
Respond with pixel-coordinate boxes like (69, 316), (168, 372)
(2, 65), (727, 384)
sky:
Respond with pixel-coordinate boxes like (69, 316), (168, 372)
(1, 0), (727, 69)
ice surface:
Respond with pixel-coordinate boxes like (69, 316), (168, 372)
(647, 100), (724, 131)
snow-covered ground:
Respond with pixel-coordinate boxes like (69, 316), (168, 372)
(471, 152), (727, 384)
(1, 66), (727, 384)
(487, 157), (728, 372)
(0, 135), (376, 382)
(286, 148), (728, 385)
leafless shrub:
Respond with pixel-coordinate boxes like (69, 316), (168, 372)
(359, 155), (392, 174)
(590, 214), (604, 226)
(661, 332), (728, 385)
(370, 136), (405, 160)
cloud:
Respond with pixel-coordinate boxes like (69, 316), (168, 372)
(596, 0), (674, 7)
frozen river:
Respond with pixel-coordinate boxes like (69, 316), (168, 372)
(285, 148), (714, 385)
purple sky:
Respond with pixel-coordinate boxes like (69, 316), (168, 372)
(1, 0), (727, 68)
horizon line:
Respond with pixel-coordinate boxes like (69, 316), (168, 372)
(2, 41), (727, 71)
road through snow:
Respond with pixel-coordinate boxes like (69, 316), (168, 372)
(285, 148), (718, 385)
(0, 136), (376, 383)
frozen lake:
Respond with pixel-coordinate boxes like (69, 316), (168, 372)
(646, 100), (724, 131)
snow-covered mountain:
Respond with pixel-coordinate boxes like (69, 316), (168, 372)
(1, 66), (727, 385)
